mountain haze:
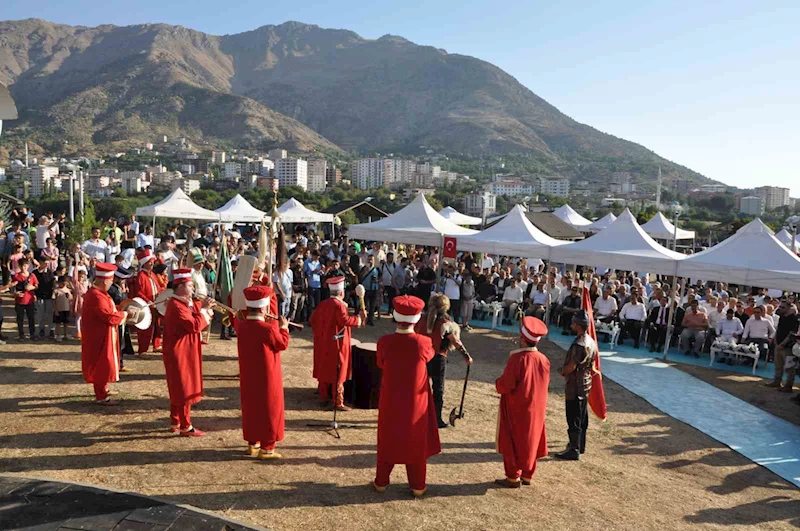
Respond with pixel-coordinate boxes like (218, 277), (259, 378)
(0, 18), (709, 184)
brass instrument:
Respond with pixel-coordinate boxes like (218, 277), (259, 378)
(191, 295), (304, 331)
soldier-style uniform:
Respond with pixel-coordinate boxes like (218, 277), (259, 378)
(555, 309), (597, 461)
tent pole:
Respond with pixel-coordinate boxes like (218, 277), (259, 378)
(662, 275), (685, 361)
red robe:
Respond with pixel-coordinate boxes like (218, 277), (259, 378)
(495, 347), (551, 472)
(376, 332), (441, 464)
(162, 297), (211, 406)
(234, 316), (290, 443)
(132, 270), (159, 302)
(310, 297), (360, 384)
(81, 287), (126, 384)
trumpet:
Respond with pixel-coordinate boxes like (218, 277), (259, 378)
(192, 295), (304, 331)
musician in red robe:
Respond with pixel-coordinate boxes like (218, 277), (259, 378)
(309, 276), (365, 410)
(81, 263), (139, 404)
(133, 249), (163, 354)
(234, 285), (290, 459)
(162, 268), (215, 436)
(373, 295), (441, 497)
(494, 316), (551, 488)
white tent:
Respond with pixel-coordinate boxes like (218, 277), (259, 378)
(775, 228), (800, 250)
(553, 204), (592, 228)
(0, 82), (18, 136)
(135, 188), (220, 220)
(585, 212), (617, 233)
(677, 218), (800, 291)
(438, 206), (483, 226)
(215, 194), (266, 223)
(348, 193), (477, 246)
(457, 205), (567, 259)
(640, 212), (696, 240)
(277, 198), (334, 224)
(550, 209), (684, 275)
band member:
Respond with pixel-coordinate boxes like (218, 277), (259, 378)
(162, 267), (215, 436)
(374, 295), (441, 497)
(310, 276), (366, 410)
(495, 316), (551, 488)
(414, 293), (472, 428)
(133, 249), (162, 354)
(108, 266), (135, 371)
(555, 310), (597, 460)
(81, 263), (138, 404)
(235, 285), (290, 459)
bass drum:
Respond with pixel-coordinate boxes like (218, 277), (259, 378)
(119, 297), (153, 330)
(154, 289), (174, 316)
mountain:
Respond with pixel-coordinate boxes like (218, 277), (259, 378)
(0, 19), (710, 185)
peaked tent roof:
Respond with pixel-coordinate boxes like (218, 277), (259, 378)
(135, 188), (220, 220)
(278, 198), (334, 224)
(214, 194), (266, 223)
(774, 228), (800, 250)
(677, 218), (800, 291)
(585, 212), (617, 232)
(553, 204), (592, 228)
(457, 205), (568, 259)
(550, 209), (684, 275)
(347, 193), (477, 246)
(641, 212), (696, 240)
(438, 206), (483, 226)
(0, 82), (18, 120)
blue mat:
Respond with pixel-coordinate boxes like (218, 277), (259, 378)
(547, 335), (800, 488)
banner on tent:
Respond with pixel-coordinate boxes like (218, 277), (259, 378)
(443, 237), (458, 259)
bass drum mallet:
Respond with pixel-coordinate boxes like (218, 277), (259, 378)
(449, 364), (471, 427)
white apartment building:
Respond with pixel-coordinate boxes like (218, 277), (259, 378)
(180, 164), (195, 175)
(438, 171), (459, 184)
(276, 158), (308, 190)
(537, 177), (570, 197)
(152, 171), (182, 187)
(239, 175), (258, 191)
(248, 159), (274, 177)
(223, 162), (243, 180)
(212, 151), (227, 165)
(353, 158), (394, 190)
(23, 166), (59, 197)
(739, 196), (763, 215)
(488, 179), (535, 197)
(307, 158), (328, 193)
(87, 175), (111, 194)
(268, 148), (288, 161)
(755, 186), (790, 211)
(464, 191), (496, 217)
(171, 178), (201, 195)
(120, 171), (149, 194)
(391, 159), (417, 183)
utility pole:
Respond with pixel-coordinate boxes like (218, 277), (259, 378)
(68, 171), (75, 222)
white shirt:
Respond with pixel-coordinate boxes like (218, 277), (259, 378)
(548, 285), (562, 305)
(742, 317), (775, 340)
(192, 268), (208, 297)
(121, 248), (135, 269)
(81, 238), (108, 262)
(717, 317), (744, 341)
(707, 308), (726, 330)
(517, 280), (529, 295)
(594, 296), (618, 317)
(652, 304), (669, 326)
(619, 301), (647, 321)
(443, 275), (462, 300)
(481, 256), (495, 270)
(36, 224), (53, 249)
(531, 290), (549, 305)
(136, 233), (154, 249)
(130, 220), (140, 235)
(503, 286), (523, 303)
(380, 262), (396, 286)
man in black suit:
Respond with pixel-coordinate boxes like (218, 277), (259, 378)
(647, 295), (670, 353)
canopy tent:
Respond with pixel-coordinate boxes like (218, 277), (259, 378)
(584, 212), (617, 233)
(135, 188), (220, 220)
(677, 218), (800, 292)
(0, 82), (18, 136)
(775, 228), (800, 250)
(277, 198), (335, 224)
(641, 212), (696, 240)
(214, 194), (266, 223)
(348, 193), (477, 246)
(550, 209), (684, 275)
(552, 204), (592, 228)
(438, 206), (483, 226)
(457, 205), (567, 259)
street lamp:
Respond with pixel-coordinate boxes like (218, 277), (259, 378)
(671, 201), (683, 252)
(786, 215), (800, 254)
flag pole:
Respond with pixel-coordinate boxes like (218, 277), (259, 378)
(205, 229), (225, 343)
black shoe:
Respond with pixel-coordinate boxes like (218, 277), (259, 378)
(437, 420), (449, 429)
(553, 447), (580, 461)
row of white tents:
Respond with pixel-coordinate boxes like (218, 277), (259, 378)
(552, 204), (696, 240)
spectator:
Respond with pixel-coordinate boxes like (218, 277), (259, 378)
(35, 215), (61, 254)
(12, 258), (38, 341)
(441, 263), (463, 324)
(392, 256), (409, 297)
(289, 257), (307, 322)
(129, 214), (140, 235)
(527, 281), (550, 319)
(680, 300), (709, 357)
(53, 275), (72, 342)
(460, 271), (475, 331)
(304, 250), (324, 317)
(769, 302), (800, 390)
(501, 278), (523, 325)
(415, 258), (437, 307)
(136, 225), (155, 250)
(380, 252), (398, 315)
(594, 287), (618, 324)
(716, 308), (744, 342)
(81, 227), (108, 262)
(359, 254), (379, 326)
(34, 258), (56, 340)
(741, 305), (775, 360)
(619, 294), (647, 348)
(734, 300), (749, 327)
(273, 258), (293, 318)
(647, 296), (670, 352)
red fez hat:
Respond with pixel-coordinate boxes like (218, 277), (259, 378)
(137, 249), (154, 265)
(172, 268), (192, 285)
(521, 316), (547, 344)
(393, 295), (425, 324)
(95, 262), (118, 278)
(244, 285), (274, 308)
(325, 275), (345, 292)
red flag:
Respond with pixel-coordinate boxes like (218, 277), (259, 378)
(443, 236), (458, 259)
(582, 286), (607, 420)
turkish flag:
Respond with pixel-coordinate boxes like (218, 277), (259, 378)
(443, 237), (458, 259)
(582, 286), (607, 420)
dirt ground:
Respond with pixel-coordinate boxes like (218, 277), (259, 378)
(1, 314), (799, 531)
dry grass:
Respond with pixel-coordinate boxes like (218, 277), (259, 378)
(0, 316), (798, 531)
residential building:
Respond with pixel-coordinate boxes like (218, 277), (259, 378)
(240, 174), (258, 191)
(257, 177), (280, 192)
(464, 191), (496, 218)
(87, 175), (111, 194)
(600, 197), (627, 207)
(23, 166), (59, 197)
(171, 178), (201, 195)
(223, 162), (243, 180)
(488, 179), (535, 197)
(268, 148), (288, 161)
(180, 164), (195, 175)
(91, 168), (118, 177)
(739, 196), (764, 215)
(416, 163), (441, 180)
(326, 166), (342, 187)
(152, 171), (181, 187)
(276, 158), (308, 190)
(249, 159), (274, 177)
(755, 186), (791, 211)
(306, 158), (328, 193)
(120, 171), (149, 194)
(438, 171), (459, 184)
(145, 164), (166, 176)
(537, 177), (570, 197)
(391, 159), (416, 183)
(672, 179), (691, 195)
(353, 158), (394, 190)
(699, 184), (728, 193)
(212, 151), (227, 165)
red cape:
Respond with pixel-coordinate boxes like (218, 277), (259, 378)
(234, 316), (290, 444)
(376, 332), (441, 464)
(309, 297), (360, 384)
(81, 287), (126, 384)
(162, 297), (210, 406)
(496, 347), (550, 471)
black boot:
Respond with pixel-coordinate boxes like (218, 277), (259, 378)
(434, 396), (447, 428)
(554, 432), (581, 461)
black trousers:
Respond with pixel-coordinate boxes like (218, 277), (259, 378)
(15, 303), (36, 338)
(384, 286), (397, 313)
(119, 324), (134, 370)
(427, 354), (446, 423)
(623, 320), (644, 347)
(365, 290), (378, 323)
(565, 397), (588, 453)
(649, 324), (667, 350)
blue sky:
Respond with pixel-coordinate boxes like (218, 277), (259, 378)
(4, 1), (799, 194)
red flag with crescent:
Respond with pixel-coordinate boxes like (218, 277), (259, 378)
(443, 237), (457, 259)
(582, 286), (607, 420)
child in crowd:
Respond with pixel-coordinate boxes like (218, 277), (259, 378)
(7, 244), (24, 274)
(53, 275), (72, 342)
(34, 257), (56, 339)
(13, 258), (39, 341)
(40, 237), (59, 273)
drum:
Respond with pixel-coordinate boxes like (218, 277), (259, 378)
(119, 297), (153, 330)
(154, 289), (174, 316)
(346, 341), (381, 409)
